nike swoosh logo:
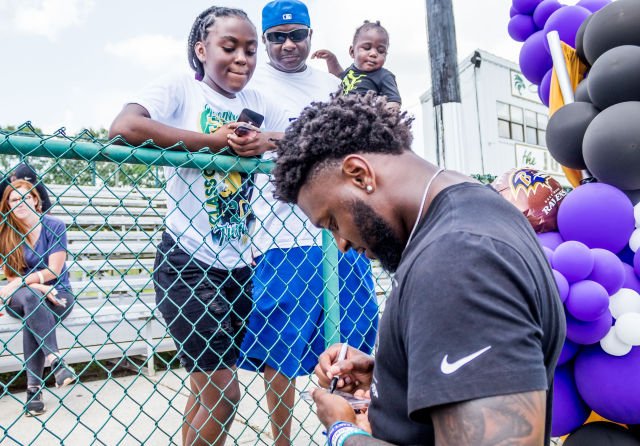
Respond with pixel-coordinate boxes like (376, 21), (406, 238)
(440, 346), (492, 375)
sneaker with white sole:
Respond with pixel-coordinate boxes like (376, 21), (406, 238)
(25, 387), (46, 417)
(51, 359), (77, 388)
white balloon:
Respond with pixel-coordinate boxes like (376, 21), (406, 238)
(616, 313), (640, 346)
(600, 326), (633, 356)
(630, 228), (640, 252)
(610, 288), (640, 319)
(635, 202), (640, 228)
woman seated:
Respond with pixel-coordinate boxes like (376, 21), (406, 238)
(0, 180), (77, 417)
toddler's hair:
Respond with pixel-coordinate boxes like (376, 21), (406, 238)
(352, 20), (389, 46)
(187, 6), (253, 81)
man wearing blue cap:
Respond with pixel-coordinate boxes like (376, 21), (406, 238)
(239, 1), (379, 445)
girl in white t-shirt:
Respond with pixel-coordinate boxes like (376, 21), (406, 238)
(109, 6), (286, 445)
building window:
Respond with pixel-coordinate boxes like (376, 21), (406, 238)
(497, 102), (547, 147)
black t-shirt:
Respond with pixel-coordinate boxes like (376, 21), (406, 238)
(339, 65), (401, 103)
(368, 182), (565, 445)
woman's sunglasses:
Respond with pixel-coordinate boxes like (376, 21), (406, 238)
(264, 28), (310, 44)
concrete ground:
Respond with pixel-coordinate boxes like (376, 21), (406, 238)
(0, 368), (324, 445)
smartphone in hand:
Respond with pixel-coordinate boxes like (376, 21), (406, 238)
(235, 108), (264, 137)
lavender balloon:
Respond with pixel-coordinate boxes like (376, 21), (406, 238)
(513, 0), (543, 15)
(577, 0), (611, 13)
(519, 30), (554, 84)
(566, 280), (610, 321)
(553, 241), (594, 283)
(509, 14), (538, 42)
(557, 183), (635, 253)
(552, 363), (591, 436)
(543, 6), (591, 52)
(587, 248), (625, 295)
(575, 345), (640, 424)
(566, 310), (612, 345)
(533, 0), (563, 28)
(553, 269), (569, 303)
(538, 69), (552, 107)
(623, 263), (640, 294)
(537, 231), (564, 250)
(558, 338), (580, 365)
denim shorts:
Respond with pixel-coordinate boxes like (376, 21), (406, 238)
(153, 232), (253, 373)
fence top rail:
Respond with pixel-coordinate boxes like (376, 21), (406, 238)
(0, 127), (275, 175)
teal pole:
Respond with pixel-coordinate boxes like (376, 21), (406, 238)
(322, 230), (341, 347)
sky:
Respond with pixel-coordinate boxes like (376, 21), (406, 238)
(0, 0), (524, 156)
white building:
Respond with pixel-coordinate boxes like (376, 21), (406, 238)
(420, 49), (567, 185)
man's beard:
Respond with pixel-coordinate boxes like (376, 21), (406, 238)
(351, 199), (405, 273)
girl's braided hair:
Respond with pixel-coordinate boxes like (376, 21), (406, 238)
(187, 6), (253, 80)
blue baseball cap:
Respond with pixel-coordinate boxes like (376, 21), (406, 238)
(262, 0), (311, 33)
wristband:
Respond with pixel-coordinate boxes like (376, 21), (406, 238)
(327, 422), (371, 446)
(36, 271), (45, 284)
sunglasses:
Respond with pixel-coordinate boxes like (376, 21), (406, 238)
(265, 28), (310, 44)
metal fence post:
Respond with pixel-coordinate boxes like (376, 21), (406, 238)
(322, 230), (341, 347)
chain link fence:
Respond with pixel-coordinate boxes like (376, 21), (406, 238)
(0, 125), (391, 445)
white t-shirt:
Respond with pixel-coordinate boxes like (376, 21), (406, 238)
(248, 63), (340, 255)
(132, 72), (288, 269)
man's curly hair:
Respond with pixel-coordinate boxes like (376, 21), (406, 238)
(273, 92), (414, 204)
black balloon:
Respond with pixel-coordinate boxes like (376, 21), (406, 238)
(564, 422), (640, 446)
(583, 102), (640, 190)
(575, 78), (591, 103)
(588, 45), (640, 110)
(546, 102), (599, 169)
(624, 189), (640, 206)
(575, 14), (593, 66)
(583, 0), (640, 65)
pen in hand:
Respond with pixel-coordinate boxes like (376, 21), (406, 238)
(329, 342), (349, 394)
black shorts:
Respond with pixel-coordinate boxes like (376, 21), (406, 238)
(153, 232), (253, 373)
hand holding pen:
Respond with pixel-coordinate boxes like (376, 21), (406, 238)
(329, 343), (349, 393)
(316, 343), (375, 394)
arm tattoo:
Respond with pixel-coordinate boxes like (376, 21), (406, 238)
(432, 390), (546, 446)
(344, 436), (395, 446)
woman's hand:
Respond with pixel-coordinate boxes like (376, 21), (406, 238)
(30, 283), (66, 307)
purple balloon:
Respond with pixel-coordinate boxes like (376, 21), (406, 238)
(577, 0), (611, 13)
(537, 231), (564, 250)
(509, 14), (539, 42)
(520, 30), (554, 84)
(635, 249), (640, 278)
(557, 183), (635, 253)
(587, 248), (625, 295)
(566, 280), (610, 321)
(538, 68), (552, 107)
(553, 269), (570, 303)
(534, 0), (564, 28)
(553, 241), (594, 283)
(566, 310), (612, 345)
(558, 338), (581, 365)
(542, 246), (554, 266)
(552, 363), (591, 436)
(543, 5), (592, 52)
(622, 263), (640, 294)
(575, 345), (640, 424)
(513, 0), (543, 15)
(510, 5), (519, 17)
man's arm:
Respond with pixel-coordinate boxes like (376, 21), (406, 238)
(431, 391), (546, 446)
(340, 391), (546, 446)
